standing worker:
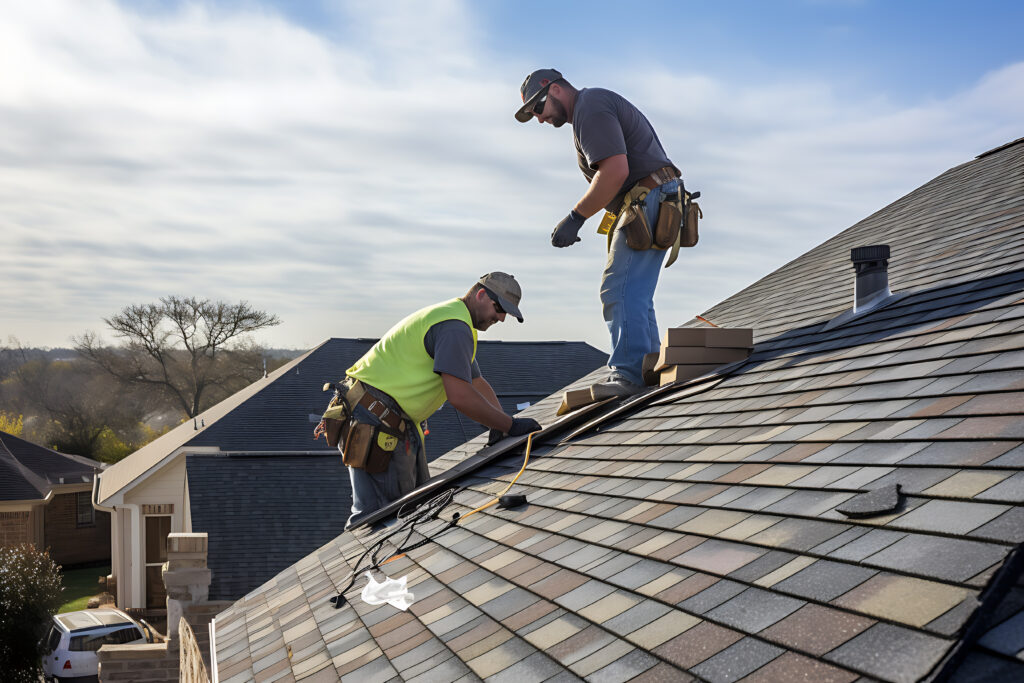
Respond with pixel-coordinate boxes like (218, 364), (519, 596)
(515, 68), (685, 398)
(319, 272), (541, 527)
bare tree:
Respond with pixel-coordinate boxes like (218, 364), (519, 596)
(75, 296), (281, 418)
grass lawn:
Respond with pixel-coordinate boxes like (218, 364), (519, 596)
(59, 565), (110, 613)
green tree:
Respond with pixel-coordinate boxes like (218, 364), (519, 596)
(76, 296), (281, 418)
(0, 544), (63, 681)
(0, 411), (23, 436)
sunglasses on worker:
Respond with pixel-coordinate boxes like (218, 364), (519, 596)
(532, 83), (552, 116)
(483, 288), (506, 315)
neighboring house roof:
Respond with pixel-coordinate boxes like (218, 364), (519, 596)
(0, 430), (99, 502)
(210, 137), (1024, 683)
(98, 338), (605, 503)
(185, 341), (606, 600)
(186, 453), (349, 601)
(95, 345), (315, 503)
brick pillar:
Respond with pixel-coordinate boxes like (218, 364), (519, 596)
(162, 533), (210, 651)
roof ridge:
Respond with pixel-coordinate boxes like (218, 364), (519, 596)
(976, 136), (1024, 159)
(0, 432), (52, 497)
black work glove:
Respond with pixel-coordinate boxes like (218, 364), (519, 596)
(508, 417), (542, 437)
(551, 210), (585, 247)
(487, 429), (504, 446)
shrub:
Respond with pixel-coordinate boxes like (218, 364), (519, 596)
(0, 544), (63, 681)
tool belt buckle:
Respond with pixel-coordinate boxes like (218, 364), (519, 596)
(367, 400), (390, 423)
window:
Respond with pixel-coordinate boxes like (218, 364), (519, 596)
(69, 626), (142, 651)
(76, 491), (94, 527)
(43, 625), (61, 654)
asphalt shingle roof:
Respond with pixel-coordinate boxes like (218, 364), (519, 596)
(187, 340), (605, 601)
(0, 430), (99, 502)
(209, 138), (1024, 682)
(186, 453), (349, 601)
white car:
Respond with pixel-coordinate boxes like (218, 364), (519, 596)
(41, 607), (155, 682)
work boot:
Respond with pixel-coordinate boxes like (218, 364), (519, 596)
(590, 376), (645, 400)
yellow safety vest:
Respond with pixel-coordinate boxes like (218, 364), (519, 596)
(347, 298), (477, 427)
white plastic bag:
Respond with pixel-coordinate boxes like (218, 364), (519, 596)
(360, 572), (414, 610)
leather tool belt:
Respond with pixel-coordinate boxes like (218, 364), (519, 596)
(314, 378), (407, 473)
(638, 165), (681, 190)
(599, 164), (699, 268)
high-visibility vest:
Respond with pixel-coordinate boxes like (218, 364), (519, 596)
(347, 298), (477, 426)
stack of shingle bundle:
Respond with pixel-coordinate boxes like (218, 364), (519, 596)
(654, 327), (753, 385)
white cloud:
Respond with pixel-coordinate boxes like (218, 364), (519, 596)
(0, 0), (1021, 354)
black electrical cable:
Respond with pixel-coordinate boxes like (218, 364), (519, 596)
(329, 431), (539, 609)
(329, 487), (463, 608)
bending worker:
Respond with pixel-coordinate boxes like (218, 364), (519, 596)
(516, 68), (683, 398)
(333, 272), (541, 526)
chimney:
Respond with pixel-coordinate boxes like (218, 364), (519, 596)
(851, 245), (891, 312)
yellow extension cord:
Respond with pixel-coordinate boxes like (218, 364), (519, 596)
(380, 431), (537, 566)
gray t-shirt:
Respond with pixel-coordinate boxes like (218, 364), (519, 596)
(572, 87), (674, 210)
(423, 319), (480, 383)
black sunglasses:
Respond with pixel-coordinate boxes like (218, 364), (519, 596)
(532, 84), (552, 116)
(483, 288), (505, 314)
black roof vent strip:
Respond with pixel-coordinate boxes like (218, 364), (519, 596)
(352, 351), (752, 530)
(348, 397), (624, 530)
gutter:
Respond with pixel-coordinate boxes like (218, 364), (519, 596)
(92, 470), (116, 513)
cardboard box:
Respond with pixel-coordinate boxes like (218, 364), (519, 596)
(654, 345), (751, 372)
(642, 351), (660, 386)
(556, 388), (596, 416)
(663, 327), (754, 349)
(659, 364), (722, 386)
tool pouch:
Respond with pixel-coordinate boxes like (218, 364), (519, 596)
(316, 393), (350, 448)
(682, 195), (701, 248)
(341, 417), (399, 474)
(322, 417), (345, 448)
(653, 195), (682, 249)
(341, 419), (372, 469)
(622, 199), (654, 250)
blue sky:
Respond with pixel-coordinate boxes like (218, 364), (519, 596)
(2, 0), (1022, 352)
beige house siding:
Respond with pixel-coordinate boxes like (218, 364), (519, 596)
(108, 454), (194, 609)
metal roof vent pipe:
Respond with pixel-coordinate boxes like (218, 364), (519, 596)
(823, 244), (899, 332)
(852, 245), (891, 313)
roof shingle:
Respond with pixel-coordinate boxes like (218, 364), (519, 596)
(211, 138), (1024, 681)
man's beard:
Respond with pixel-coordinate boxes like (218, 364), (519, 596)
(469, 309), (492, 331)
(548, 97), (568, 128)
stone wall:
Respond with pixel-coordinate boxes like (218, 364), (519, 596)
(96, 643), (177, 682)
(44, 492), (111, 566)
(0, 510), (30, 545)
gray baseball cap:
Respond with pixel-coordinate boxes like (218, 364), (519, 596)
(478, 272), (524, 322)
(515, 68), (563, 122)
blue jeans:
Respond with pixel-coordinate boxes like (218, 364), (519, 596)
(345, 405), (426, 529)
(600, 179), (679, 386)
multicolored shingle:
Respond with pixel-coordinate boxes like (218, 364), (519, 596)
(212, 139), (1024, 681)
